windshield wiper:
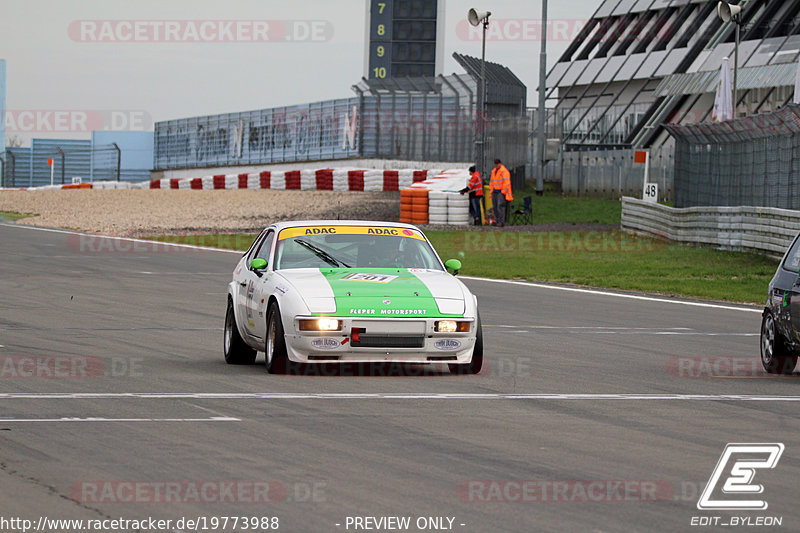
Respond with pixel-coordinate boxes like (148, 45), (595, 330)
(294, 239), (351, 268)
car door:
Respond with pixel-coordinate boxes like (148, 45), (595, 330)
(242, 230), (276, 341)
(235, 230), (267, 338)
(780, 235), (800, 343)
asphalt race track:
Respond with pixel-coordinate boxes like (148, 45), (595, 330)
(1, 222), (798, 533)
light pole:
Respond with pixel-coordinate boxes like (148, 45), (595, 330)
(468, 8), (491, 182)
(718, 2), (742, 117)
(536, 0), (548, 196)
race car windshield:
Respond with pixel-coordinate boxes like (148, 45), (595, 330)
(275, 227), (443, 271)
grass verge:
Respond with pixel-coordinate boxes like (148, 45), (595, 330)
(0, 210), (39, 221)
(511, 188), (621, 225)
(144, 229), (775, 304)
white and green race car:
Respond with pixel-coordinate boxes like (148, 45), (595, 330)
(224, 220), (483, 374)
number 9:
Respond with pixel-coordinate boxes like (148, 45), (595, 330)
(377, 45), (384, 57)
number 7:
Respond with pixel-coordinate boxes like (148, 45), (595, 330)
(378, 2), (386, 13)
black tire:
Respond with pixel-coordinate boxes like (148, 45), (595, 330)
(224, 298), (257, 364)
(265, 301), (289, 374)
(449, 315), (484, 375)
(761, 312), (797, 375)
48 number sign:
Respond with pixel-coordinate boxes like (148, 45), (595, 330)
(643, 182), (658, 202)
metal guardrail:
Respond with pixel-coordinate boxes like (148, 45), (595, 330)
(620, 196), (800, 257)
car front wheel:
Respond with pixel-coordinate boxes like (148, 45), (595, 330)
(761, 312), (797, 375)
(224, 298), (257, 364)
(265, 301), (289, 374)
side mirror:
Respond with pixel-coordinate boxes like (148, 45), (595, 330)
(445, 258), (462, 275)
(250, 258), (268, 271)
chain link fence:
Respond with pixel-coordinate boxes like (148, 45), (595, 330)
(2, 142), (121, 188)
(561, 144), (674, 200)
(153, 75), (530, 184)
(666, 104), (800, 208)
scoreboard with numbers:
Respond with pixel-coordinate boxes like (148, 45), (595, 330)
(365, 0), (442, 80)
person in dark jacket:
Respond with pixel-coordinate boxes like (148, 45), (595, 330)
(459, 165), (484, 225)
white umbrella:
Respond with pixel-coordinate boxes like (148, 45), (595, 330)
(794, 56), (800, 104)
(711, 57), (733, 122)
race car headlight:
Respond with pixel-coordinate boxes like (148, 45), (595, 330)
(435, 320), (471, 333)
(299, 318), (342, 331)
(436, 320), (458, 333)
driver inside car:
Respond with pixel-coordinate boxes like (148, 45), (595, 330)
(359, 238), (403, 267)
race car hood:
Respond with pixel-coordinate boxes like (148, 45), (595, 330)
(276, 268), (466, 317)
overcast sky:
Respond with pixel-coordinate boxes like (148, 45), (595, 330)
(1, 0), (600, 143)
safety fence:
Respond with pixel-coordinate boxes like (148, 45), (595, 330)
(561, 145), (674, 200)
(153, 74), (530, 185)
(2, 141), (126, 188)
(620, 196), (800, 257)
(666, 104), (800, 208)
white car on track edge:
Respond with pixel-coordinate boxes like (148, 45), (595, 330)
(224, 220), (483, 374)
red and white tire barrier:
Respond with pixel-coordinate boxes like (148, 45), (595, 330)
(0, 169), (464, 193)
(148, 168), (443, 192)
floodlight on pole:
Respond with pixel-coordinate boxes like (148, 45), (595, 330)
(536, 0), (548, 196)
(468, 9), (490, 27)
(467, 8), (491, 186)
(717, 2), (742, 118)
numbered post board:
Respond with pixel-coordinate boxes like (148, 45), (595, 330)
(643, 182), (658, 202)
(366, 0), (440, 80)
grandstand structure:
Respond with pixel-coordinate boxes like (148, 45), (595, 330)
(549, 0), (800, 150)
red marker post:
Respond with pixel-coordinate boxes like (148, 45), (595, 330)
(47, 157), (54, 186)
(634, 150), (657, 202)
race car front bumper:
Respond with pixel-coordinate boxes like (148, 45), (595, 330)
(284, 316), (477, 364)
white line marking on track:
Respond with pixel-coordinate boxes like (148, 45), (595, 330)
(487, 326), (694, 330)
(0, 222), (240, 254)
(138, 272), (230, 275)
(0, 416), (240, 422)
(461, 276), (762, 313)
(0, 223), (765, 313)
(571, 332), (756, 336)
(0, 393), (798, 401)
(484, 325), (755, 336)
(0, 327), (221, 332)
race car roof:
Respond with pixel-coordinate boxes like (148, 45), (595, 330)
(266, 220), (423, 232)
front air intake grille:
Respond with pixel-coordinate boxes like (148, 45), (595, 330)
(351, 335), (425, 348)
